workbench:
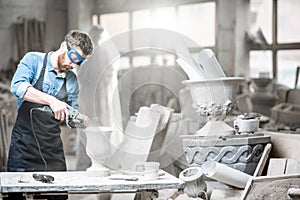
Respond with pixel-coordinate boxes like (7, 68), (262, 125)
(0, 170), (185, 199)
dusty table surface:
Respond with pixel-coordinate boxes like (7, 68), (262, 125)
(0, 170), (185, 194)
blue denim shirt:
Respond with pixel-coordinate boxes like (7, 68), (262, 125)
(11, 52), (79, 110)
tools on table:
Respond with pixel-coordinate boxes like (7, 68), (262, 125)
(33, 173), (54, 183)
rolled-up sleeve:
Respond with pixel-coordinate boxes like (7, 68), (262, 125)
(10, 53), (37, 99)
(14, 82), (32, 99)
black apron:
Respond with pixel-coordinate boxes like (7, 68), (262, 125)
(7, 53), (67, 172)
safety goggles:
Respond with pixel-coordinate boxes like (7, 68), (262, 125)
(66, 41), (86, 66)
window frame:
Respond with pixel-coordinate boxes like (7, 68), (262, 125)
(249, 0), (300, 81)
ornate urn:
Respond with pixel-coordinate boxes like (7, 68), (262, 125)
(181, 77), (271, 175)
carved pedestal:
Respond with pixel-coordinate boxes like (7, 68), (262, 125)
(182, 132), (271, 175)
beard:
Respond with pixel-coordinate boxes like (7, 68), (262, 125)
(57, 52), (70, 73)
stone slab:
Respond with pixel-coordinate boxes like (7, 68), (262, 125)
(267, 158), (300, 176)
(267, 158), (287, 176)
(286, 159), (300, 174)
(108, 107), (161, 170)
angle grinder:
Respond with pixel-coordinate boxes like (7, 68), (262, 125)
(37, 106), (87, 129)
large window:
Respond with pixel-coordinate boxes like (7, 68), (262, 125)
(101, 3), (215, 47)
(249, 0), (300, 88)
(98, 2), (216, 68)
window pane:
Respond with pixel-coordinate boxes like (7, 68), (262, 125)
(249, 0), (272, 44)
(132, 9), (152, 50)
(100, 12), (130, 37)
(277, 50), (300, 88)
(152, 7), (177, 31)
(278, 0), (300, 43)
(92, 14), (99, 26)
(100, 12), (130, 52)
(132, 8), (177, 53)
(155, 54), (175, 66)
(132, 7), (176, 31)
(178, 2), (215, 47)
(132, 56), (151, 67)
(120, 56), (130, 69)
(249, 50), (272, 78)
(132, 9), (151, 29)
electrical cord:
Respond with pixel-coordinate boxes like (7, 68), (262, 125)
(30, 108), (48, 171)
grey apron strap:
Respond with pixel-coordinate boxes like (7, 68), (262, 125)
(34, 53), (48, 90)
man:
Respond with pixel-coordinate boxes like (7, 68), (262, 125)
(7, 30), (94, 200)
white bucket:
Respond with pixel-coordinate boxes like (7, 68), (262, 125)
(124, 162), (160, 181)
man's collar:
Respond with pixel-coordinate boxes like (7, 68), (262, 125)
(48, 64), (66, 78)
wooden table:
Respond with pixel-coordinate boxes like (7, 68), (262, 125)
(0, 170), (185, 199)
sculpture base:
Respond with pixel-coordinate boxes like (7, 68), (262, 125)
(182, 131), (271, 175)
(195, 121), (235, 136)
(86, 167), (110, 177)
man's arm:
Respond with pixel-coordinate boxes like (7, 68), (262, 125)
(11, 52), (69, 121)
(24, 86), (69, 121)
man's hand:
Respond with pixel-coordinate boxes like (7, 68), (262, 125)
(49, 99), (70, 121)
(23, 87), (70, 121)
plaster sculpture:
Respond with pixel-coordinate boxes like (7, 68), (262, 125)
(250, 78), (276, 117)
(84, 126), (113, 177)
(179, 166), (207, 199)
(178, 49), (271, 175)
(182, 77), (245, 136)
(202, 160), (251, 189)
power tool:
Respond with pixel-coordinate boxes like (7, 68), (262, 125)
(37, 106), (87, 129)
